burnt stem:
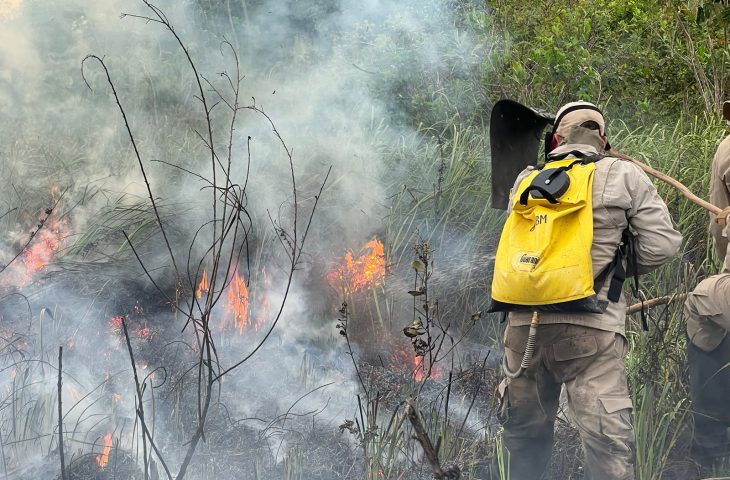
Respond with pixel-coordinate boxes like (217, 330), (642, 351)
(57, 346), (67, 480)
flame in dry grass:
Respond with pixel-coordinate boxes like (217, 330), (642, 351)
(136, 326), (152, 340)
(392, 347), (441, 382)
(326, 239), (386, 293)
(413, 354), (442, 381)
(23, 186), (67, 281)
(96, 433), (113, 470)
(196, 268), (268, 334)
(413, 356), (426, 382)
(227, 270), (249, 334)
(108, 315), (123, 334)
(1, 188), (70, 287)
(20, 213), (69, 285)
(196, 270), (209, 299)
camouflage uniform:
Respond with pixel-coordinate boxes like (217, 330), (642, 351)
(497, 103), (682, 480)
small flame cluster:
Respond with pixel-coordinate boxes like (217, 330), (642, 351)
(3, 202), (70, 287)
(196, 269), (209, 299)
(108, 314), (154, 341)
(96, 433), (113, 470)
(226, 271), (250, 334)
(326, 239), (386, 294)
(392, 345), (441, 382)
(196, 268), (269, 334)
(22, 223), (64, 281)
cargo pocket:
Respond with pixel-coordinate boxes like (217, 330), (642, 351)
(551, 334), (601, 380)
(598, 395), (633, 455)
(553, 335), (598, 361)
(613, 334), (629, 359)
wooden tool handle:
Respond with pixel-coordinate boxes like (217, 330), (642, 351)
(610, 149), (722, 216)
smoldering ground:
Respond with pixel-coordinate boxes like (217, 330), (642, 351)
(0, 0), (494, 478)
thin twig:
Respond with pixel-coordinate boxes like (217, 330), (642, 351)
(81, 55), (181, 281)
(121, 317), (150, 480)
(58, 347), (67, 480)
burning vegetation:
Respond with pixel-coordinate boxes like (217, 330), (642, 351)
(1, 3), (516, 478)
(96, 433), (113, 470)
(326, 238), (387, 294)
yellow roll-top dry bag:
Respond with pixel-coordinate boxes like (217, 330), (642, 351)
(490, 154), (606, 313)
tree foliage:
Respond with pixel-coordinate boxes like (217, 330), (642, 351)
(488, 0), (730, 120)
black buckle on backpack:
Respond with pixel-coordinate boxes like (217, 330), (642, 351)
(594, 228), (647, 330)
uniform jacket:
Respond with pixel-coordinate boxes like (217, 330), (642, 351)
(710, 134), (730, 259)
(686, 133), (730, 351)
(507, 144), (683, 335)
(686, 219), (730, 351)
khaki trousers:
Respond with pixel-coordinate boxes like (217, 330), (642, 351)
(498, 324), (635, 480)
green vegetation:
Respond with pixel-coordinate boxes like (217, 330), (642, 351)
(489, 0), (730, 120)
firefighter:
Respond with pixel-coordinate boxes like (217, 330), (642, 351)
(685, 101), (730, 474)
(496, 101), (683, 480)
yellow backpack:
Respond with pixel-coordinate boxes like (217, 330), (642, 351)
(490, 154), (607, 313)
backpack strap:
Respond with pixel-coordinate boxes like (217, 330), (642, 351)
(594, 228), (647, 329)
(546, 150), (605, 164)
(519, 185), (560, 205)
(624, 229), (647, 330)
(522, 154), (605, 205)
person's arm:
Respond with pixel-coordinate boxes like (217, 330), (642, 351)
(623, 163), (683, 274)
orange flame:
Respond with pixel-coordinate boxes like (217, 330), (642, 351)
(96, 433), (113, 470)
(197, 268), (266, 334)
(19, 212), (68, 285)
(412, 355), (442, 381)
(0, 187), (70, 287)
(413, 356), (426, 382)
(196, 270), (209, 299)
(108, 315), (123, 334)
(327, 239), (385, 294)
(227, 270), (249, 334)
(392, 347), (441, 381)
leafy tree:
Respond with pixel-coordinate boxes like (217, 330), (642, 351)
(487, 0), (730, 120)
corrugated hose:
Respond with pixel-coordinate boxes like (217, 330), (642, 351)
(502, 311), (539, 379)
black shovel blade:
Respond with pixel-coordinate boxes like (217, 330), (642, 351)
(490, 99), (555, 209)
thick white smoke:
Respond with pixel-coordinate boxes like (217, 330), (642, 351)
(0, 0), (489, 478)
